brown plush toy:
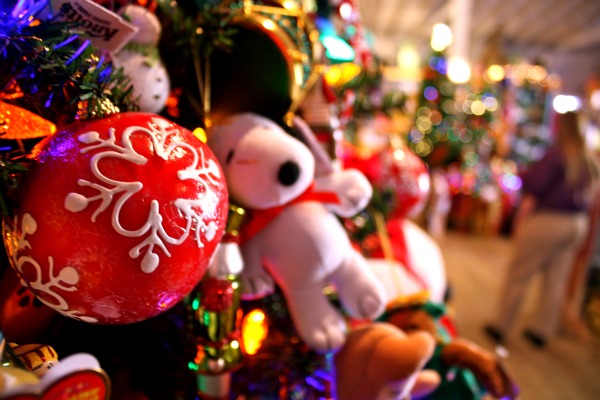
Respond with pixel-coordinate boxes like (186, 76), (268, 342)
(334, 322), (438, 400)
(381, 299), (519, 400)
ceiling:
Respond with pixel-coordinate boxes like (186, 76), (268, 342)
(353, 0), (600, 96)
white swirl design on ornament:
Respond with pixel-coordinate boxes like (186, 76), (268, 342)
(64, 117), (222, 274)
(3, 214), (98, 323)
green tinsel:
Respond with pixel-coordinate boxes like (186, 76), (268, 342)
(0, 19), (138, 128)
(0, 3), (141, 217)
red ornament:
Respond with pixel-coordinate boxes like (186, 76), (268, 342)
(200, 277), (235, 312)
(367, 147), (431, 219)
(0, 267), (57, 343)
(2, 112), (228, 324)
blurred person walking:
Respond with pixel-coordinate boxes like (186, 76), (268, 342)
(484, 111), (600, 348)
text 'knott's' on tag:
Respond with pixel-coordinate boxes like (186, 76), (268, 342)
(45, 0), (138, 53)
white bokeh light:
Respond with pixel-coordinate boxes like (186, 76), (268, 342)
(552, 95), (582, 114)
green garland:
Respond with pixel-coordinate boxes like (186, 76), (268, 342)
(0, 4), (139, 216)
(1, 20), (137, 129)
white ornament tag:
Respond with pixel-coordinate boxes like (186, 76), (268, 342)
(46, 0), (138, 53)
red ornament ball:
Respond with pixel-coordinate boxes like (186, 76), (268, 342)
(200, 277), (235, 312)
(367, 147), (431, 219)
(2, 112), (229, 324)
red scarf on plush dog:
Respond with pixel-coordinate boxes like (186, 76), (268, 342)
(236, 182), (340, 245)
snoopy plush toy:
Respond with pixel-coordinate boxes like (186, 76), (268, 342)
(208, 113), (387, 352)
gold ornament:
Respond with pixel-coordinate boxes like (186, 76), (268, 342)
(197, 0), (323, 127)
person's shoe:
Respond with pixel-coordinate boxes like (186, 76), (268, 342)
(523, 329), (546, 348)
(484, 324), (505, 344)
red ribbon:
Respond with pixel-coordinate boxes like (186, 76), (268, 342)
(238, 182), (340, 245)
(386, 218), (429, 291)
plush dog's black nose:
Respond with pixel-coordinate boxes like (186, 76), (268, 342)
(278, 161), (301, 186)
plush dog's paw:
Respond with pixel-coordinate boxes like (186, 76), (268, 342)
(358, 293), (387, 319)
(315, 169), (372, 218)
(299, 314), (347, 353)
(333, 269), (386, 320)
(240, 273), (275, 300)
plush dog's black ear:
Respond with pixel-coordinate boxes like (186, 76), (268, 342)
(287, 116), (334, 177)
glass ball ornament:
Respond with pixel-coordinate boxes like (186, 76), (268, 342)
(368, 146), (431, 220)
(2, 112), (229, 324)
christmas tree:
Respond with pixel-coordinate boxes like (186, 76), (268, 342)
(0, 2), (518, 399)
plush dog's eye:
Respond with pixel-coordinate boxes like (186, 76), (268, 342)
(225, 150), (234, 165)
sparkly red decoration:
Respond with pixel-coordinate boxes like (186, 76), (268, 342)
(200, 277), (235, 312)
(0, 267), (56, 343)
(3, 112), (228, 324)
(366, 146), (431, 219)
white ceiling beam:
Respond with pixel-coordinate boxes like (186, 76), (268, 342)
(516, 0), (587, 45)
(543, 1), (600, 49)
(380, 0), (414, 36)
(501, 0), (563, 38)
(424, 0), (450, 26)
(559, 25), (600, 50)
(470, 0), (511, 38)
(471, 0), (530, 40)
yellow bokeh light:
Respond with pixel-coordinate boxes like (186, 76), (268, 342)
(193, 127), (207, 143)
(447, 56), (471, 84)
(262, 20), (276, 31)
(431, 23), (453, 51)
(242, 309), (269, 356)
(417, 106), (432, 119)
(485, 64), (505, 83)
(393, 148), (405, 161)
(324, 63), (361, 88)
(282, 0), (297, 10)
(527, 65), (547, 83)
(470, 100), (486, 116)
(417, 119), (433, 133)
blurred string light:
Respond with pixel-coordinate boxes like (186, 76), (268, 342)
(410, 89), (499, 156)
(483, 63), (562, 89)
(553, 94), (582, 113)
(339, 1), (353, 20)
(242, 309), (269, 356)
(431, 23), (453, 51)
(321, 35), (355, 63)
(484, 65), (506, 83)
(502, 63), (561, 89)
(491, 157), (522, 193)
(429, 23), (471, 84)
(324, 62), (361, 87)
(447, 56), (471, 84)
(395, 41), (422, 82)
(424, 86), (439, 101)
(591, 90), (600, 111)
(585, 122), (600, 151)
(315, 16), (355, 64)
(461, 92), (499, 115)
(445, 159), (520, 197)
(429, 55), (448, 74)
(500, 173), (522, 192)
